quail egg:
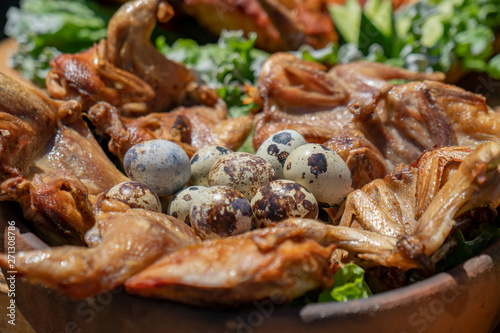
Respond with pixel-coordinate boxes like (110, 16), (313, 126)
(190, 145), (233, 186)
(251, 179), (319, 228)
(190, 186), (252, 239)
(208, 152), (277, 200)
(123, 139), (190, 196)
(283, 143), (353, 207)
(167, 185), (208, 226)
(256, 130), (306, 178)
(106, 181), (162, 212)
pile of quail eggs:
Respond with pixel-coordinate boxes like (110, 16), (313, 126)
(112, 130), (354, 240)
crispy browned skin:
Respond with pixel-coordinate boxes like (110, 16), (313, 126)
(0, 73), (57, 178)
(253, 54), (444, 149)
(88, 101), (253, 159)
(0, 73), (128, 244)
(355, 80), (500, 166)
(278, 143), (500, 271)
(254, 54), (500, 177)
(178, 0), (283, 52)
(257, 0), (337, 50)
(125, 227), (335, 307)
(254, 55), (446, 187)
(324, 127), (388, 189)
(0, 209), (200, 299)
(46, 0), (203, 115)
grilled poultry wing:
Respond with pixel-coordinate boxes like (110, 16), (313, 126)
(0, 73), (128, 244)
(125, 227), (335, 307)
(254, 54), (500, 186)
(278, 142), (500, 271)
(46, 0), (210, 115)
(0, 209), (200, 299)
(88, 101), (253, 159)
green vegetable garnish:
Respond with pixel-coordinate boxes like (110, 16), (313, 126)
(329, 0), (500, 78)
(157, 30), (269, 118)
(5, 0), (112, 86)
(318, 263), (372, 303)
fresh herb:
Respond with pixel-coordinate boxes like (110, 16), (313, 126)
(436, 221), (500, 272)
(318, 263), (372, 303)
(328, 0), (500, 78)
(156, 30), (269, 118)
(5, 0), (112, 86)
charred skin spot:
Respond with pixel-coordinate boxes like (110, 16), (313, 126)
(308, 153), (327, 177)
(272, 132), (292, 145)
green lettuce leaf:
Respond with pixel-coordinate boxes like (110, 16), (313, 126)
(157, 30), (269, 118)
(318, 263), (372, 303)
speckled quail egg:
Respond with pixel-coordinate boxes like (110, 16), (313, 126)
(251, 180), (319, 228)
(190, 145), (233, 186)
(283, 143), (353, 207)
(106, 181), (162, 212)
(167, 185), (208, 226)
(190, 186), (252, 239)
(208, 152), (277, 200)
(256, 130), (306, 179)
(123, 139), (190, 196)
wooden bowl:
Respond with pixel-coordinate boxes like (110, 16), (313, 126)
(1, 201), (499, 333)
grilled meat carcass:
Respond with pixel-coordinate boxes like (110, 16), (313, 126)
(256, 0), (337, 51)
(354, 80), (500, 167)
(172, 0), (284, 52)
(323, 127), (388, 189)
(254, 54), (500, 174)
(171, 0), (413, 52)
(125, 227), (335, 307)
(253, 54), (445, 187)
(253, 53), (445, 148)
(0, 209), (200, 299)
(46, 0), (214, 116)
(277, 142), (500, 271)
(0, 73), (128, 244)
(88, 101), (253, 159)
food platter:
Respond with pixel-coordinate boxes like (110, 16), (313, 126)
(1, 0), (500, 332)
(1, 201), (500, 333)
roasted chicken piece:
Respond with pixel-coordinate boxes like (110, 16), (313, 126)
(125, 227), (335, 307)
(88, 101), (253, 159)
(172, 0), (284, 52)
(46, 0), (212, 115)
(253, 53), (444, 148)
(171, 0), (413, 52)
(254, 54), (444, 186)
(257, 0), (337, 50)
(324, 127), (388, 189)
(0, 73), (128, 244)
(278, 142), (500, 271)
(354, 80), (500, 166)
(0, 209), (200, 299)
(255, 54), (500, 174)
